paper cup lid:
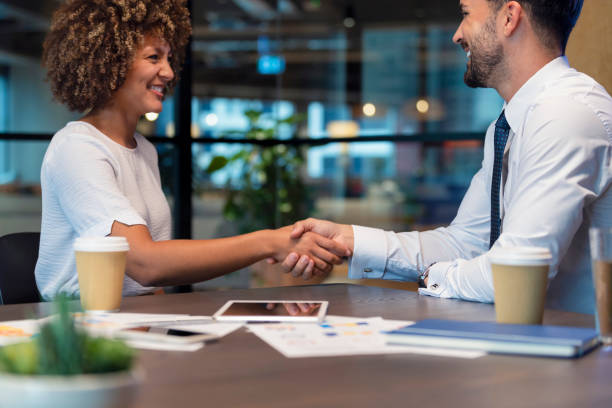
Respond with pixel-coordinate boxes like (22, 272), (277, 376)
(489, 246), (552, 266)
(74, 237), (129, 252)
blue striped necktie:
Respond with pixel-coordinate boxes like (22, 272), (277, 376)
(490, 110), (510, 248)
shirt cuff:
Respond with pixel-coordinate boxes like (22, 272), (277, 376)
(349, 225), (388, 280)
(417, 261), (456, 298)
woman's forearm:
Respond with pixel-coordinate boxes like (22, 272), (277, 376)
(112, 222), (347, 287)
(125, 228), (282, 286)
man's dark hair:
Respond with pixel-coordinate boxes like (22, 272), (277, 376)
(486, 0), (583, 52)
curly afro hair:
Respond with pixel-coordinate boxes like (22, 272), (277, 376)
(43, 0), (191, 112)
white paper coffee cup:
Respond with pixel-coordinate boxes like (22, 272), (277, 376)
(74, 237), (129, 312)
(74, 237), (130, 252)
(489, 246), (552, 325)
(489, 246), (552, 266)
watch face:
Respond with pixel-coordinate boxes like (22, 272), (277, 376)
(418, 265), (433, 289)
(418, 274), (427, 288)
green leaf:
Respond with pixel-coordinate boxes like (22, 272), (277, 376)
(0, 342), (38, 375)
(223, 199), (241, 221)
(252, 130), (267, 140)
(229, 150), (250, 164)
(206, 156), (229, 173)
(263, 129), (276, 139)
(244, 110), (262, 123)
(83, 338), (134, 374)
(278, 113), (307, 125)
(279, 202), (292, 213)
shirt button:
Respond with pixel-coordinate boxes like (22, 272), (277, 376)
(364, 268), (372, 273)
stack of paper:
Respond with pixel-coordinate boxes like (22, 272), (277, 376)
(0, 319), (39, 346)
(0, 313), (243, 352)
(247, 316), (484, 359)
(75, 312), (243, 352)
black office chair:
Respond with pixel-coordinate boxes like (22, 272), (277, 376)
(0, 232), (42, 305)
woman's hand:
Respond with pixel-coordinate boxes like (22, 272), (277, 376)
(265, 302), (321, 316)
(269, 227), (351, 280)
(283, 219), (353, 279)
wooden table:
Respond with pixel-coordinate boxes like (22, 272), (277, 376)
(1, 284), (610, 408)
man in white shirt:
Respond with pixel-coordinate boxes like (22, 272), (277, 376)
(282, 0), (612, 314)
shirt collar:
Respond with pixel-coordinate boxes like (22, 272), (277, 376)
(503, 56), (570, 133)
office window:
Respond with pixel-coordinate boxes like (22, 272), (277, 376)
(0, 141), (47, 236)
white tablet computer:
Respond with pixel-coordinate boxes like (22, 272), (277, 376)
(213, 300), (328, 323)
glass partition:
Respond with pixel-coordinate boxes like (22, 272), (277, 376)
(191, 139), (483, 289)
(1, 0), (498, 291)
(191, 23), (503, 139)
(0, 141), (177, 237)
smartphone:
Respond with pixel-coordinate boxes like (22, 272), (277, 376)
(116, 325), (218, 344)
(213, 300), (328, 323)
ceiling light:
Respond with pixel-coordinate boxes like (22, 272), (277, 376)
(327, 120), (359, 138)
(205, 113), (219, 127)
(343, 17), (355, 28)
(416, 99), (430, 114)
(363, 103), (376, 117)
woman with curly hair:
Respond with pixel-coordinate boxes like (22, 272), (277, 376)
(36, 0), (349, 300)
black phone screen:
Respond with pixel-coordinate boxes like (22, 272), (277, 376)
(126, 326), (203, 337)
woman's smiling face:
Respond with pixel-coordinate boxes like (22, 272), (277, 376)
(111, 34), (174, 118)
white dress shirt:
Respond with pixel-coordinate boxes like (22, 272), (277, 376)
(349, 57), (612, 314)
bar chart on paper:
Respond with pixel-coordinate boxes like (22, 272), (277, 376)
(247, 316), (483, 359)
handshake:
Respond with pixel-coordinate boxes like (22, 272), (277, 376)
(268, 218), (355, 280)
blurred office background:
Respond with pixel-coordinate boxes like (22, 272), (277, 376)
(0, 0), (606, 289)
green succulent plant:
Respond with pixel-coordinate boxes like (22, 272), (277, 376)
(0, 296), (133, 376)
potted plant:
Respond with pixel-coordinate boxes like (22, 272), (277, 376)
(204, 110), (323, 287)
(0, 298), (138, 408)
(205, 110), (311, 234)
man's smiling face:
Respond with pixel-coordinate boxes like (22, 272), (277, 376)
(452, 0), (505, 88)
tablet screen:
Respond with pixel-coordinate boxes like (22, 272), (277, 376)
(213, 300), (328, 322)
(220, 302), (322, 317)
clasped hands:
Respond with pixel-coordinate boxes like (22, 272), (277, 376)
(269, 218), (355, 280)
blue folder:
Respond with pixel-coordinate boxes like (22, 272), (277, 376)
(385, 319), (599, 358)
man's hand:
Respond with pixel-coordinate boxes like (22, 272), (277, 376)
(268, 226), (350, 281)
(282, 218), (354, 278)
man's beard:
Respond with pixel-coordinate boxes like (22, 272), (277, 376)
(463, 17), (504, 88)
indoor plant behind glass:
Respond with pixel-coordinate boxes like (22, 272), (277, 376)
(205, 109), (315, 286)
(205, 109), (311, 234)
(0, 297), (138, 408)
